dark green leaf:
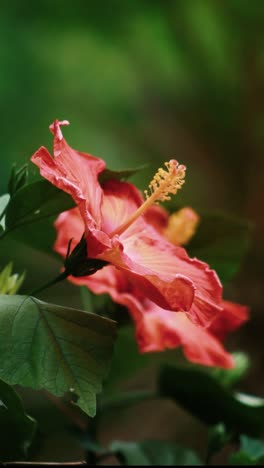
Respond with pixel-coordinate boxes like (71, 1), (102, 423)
(5, 180), (75, 233)
(158, 365), (264, 436)
(7, 217), (58, 253)
(0, 379), (36, 461)
(229, 435), (264, 465)
(110, 440), (202, 465)
(99, 165), (147, 185)
(81, 287), (130, 321)
(187, 213), (252, 283)
(8, 163), (28, 196)
(0, 295), (116, 417)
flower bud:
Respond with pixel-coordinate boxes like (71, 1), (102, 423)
(64, 235), (108, 277)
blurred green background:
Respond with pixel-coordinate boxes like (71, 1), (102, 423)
(0, 0), (263, 462)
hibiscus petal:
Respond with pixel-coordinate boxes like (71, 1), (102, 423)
(55, 207), (195, 311)
(100, 179), (144, 235)
(54, 207), (85, 257)
(31, 119), (106, 229)
(144, 204), (169, 233)
(100, 213), (222, 324)
(209, 299), (249, 341)
(133, 307), (234, 368)
(74, 266), (234, 369)
(100, 181), (221, 324)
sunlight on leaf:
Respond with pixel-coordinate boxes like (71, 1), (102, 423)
(0, 262), (25, 294)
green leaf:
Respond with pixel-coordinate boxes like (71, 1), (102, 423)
(110, 440), (202, 465)
(0, 193), (10, 230)
(5, 180), (75, 233)
(0, 262), (25, 294)
(0, 295), (116, 417)
(158, 365), (264, 437)
(7, 217), (58, 253)
(0, 379), (36, 461)
(8, 163), (28, 196)
(229, 435), (264, 465)
(99, 165), (147, 185)
(187, 213), (252, 283)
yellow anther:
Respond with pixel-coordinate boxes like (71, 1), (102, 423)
(109, 160), (186, 238)
(145, 160), (186, 203)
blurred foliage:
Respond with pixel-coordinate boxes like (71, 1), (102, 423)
(1, 0), (263, 213)
(229, 435), (264, 465)
(0, 379), (36, 461)
(108, 440), (203, 465)
(187, 213), (252, 284)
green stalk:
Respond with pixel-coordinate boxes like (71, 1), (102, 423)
(30, 270), (69, 296)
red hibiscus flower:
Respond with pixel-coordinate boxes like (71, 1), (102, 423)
(53, 206), (248, 368)
(32, 120), (225, 327)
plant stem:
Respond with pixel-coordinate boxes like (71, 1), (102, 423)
(30, 270), (69, 296)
